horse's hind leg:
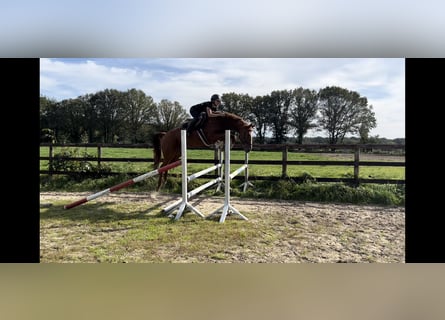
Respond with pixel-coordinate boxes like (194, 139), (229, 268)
(156, 171), (167, 191)
(156, 153), (181, 191)
(157, 163), (174, 191)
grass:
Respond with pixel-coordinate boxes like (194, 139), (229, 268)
(230, 179), (405, 206)
(40, 146), (405, 180)
(40, 146), (405, 206)
(40, 198), (266, 263)
(40, 172), (405, 207)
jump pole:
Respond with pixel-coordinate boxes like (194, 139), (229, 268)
(207, 130), (248, 223)
(63, 160), (181, 210)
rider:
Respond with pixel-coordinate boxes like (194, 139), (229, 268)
(186, 94), (224, 135)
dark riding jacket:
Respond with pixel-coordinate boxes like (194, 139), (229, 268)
(190, 101), (217, 118)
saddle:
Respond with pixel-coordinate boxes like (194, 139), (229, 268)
(181, 117), (211, 147)
(181, 116), (212, 147)
(181, 112), (232, 148)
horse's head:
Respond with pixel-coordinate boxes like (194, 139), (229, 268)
(209, 112), (253, 152)
(238, 123), (254, 153)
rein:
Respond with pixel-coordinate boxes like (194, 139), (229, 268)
(197, 129), (212, 147)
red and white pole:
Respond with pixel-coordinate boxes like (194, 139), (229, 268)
(64, 160), (181, 210)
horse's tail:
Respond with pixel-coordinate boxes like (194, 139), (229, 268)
(152, 132), (166, 169)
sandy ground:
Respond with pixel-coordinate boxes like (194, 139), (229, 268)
(40, 192), (405, 263)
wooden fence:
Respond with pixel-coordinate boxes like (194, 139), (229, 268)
(39, 143), (405, 185)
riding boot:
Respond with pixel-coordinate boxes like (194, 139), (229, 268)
(186, 117), (199, 136)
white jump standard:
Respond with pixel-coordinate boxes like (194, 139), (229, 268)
(162, 133), (223, 215)
(207, 130), (248, 223)
(163, 130), (249, 223)
(165, 130), (224, 220)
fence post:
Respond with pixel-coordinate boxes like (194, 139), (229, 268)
(97, 145), (102, 167)
(281, 145), (288, 178)
(48, 144), (54, 176)
(354, 146), (360, 184)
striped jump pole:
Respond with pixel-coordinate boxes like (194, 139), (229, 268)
(162, 166), (222, 214)
(63, 160), (181, 210)
(207, 130), (248, 223)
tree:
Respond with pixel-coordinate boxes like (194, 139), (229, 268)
(40, 98), (72, 143)
(79, 93), (99, 143)
(40, 96), (56, 122)
(58, 98), (86, 143)
(153, 99), (188, 132)
(317, 86), (377, 145)
(249, 95), (271, 144)
(268, 90), (293, 143)
(122, 89), (157, 143)
(40, 96), (58, 142)
(288, 87), (319, 144)
(90, 89), (126, 143)
(358, 105), (377, 143)
(221, 92), (253, 120)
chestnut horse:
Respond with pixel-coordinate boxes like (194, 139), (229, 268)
(153, 112), (254, 191)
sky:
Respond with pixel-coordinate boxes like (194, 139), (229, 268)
(40, 58), (405, 139)
(2, 1), (444, 57)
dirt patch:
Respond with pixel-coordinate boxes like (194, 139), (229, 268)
(40, 192), (405, 263)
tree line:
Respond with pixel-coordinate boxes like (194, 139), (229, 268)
(40, 86), (390, 145)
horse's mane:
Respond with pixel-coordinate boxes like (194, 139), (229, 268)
(223, 111), (242, 120)
(221, 111), (249, 125)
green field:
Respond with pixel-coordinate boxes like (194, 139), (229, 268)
(40, 146), (405, 206)
(39, 146), (405, 180)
